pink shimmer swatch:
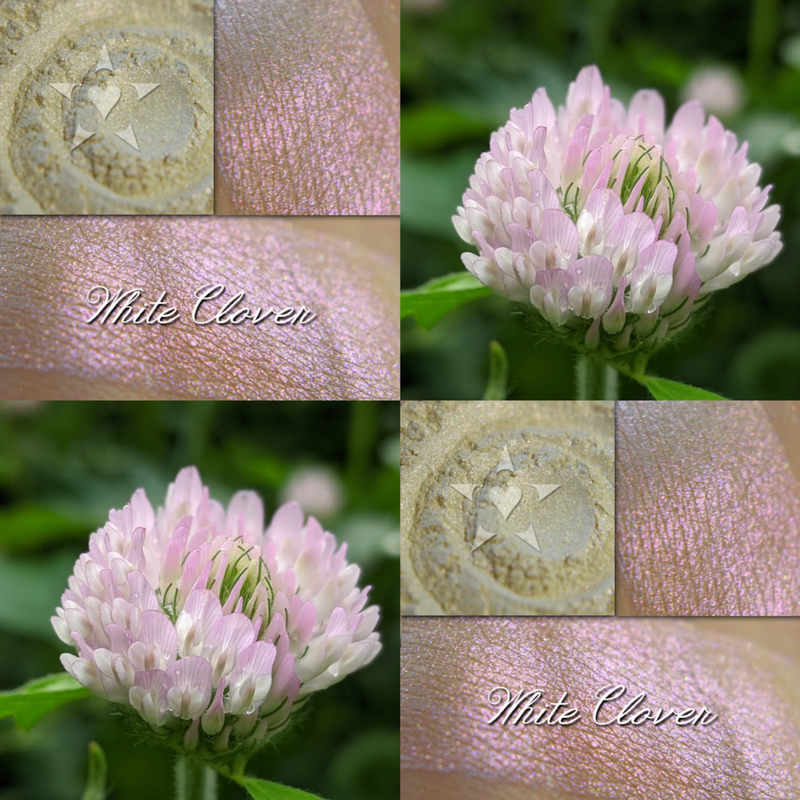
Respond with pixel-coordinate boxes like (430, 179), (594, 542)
(215, 0), (400, 216)
(402, 617), (800, 800)
(0, 217), (398, 400)
(616, 401), (800, 616)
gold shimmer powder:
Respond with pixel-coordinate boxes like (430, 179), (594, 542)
(0, 0), (213, 214)
(401, 402), (615, 616)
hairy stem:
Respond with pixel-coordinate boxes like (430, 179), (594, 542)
(576, 356), (618, 400)
(176, 757), (218, 800)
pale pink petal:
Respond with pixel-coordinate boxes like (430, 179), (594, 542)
(602, 277), (628, 334)
(228, 642), (277, 715)
(628, 241), (678, 314)
(227, 490), (264, 544)
(201, 677), (227, 735)
(530, 269), (573, 326)
(566, 65), (606, 118)
(137, 610), (178, 667)
(206, 613), (257, 681)
(463, 254), (508, 297)
(628, 89), (665, 139)
(530, 88), (556, 130)
(577, 188), (624, 254)
(176, 589), (223, 655)
(527, 170), (560, 210)
(160, 520), (190, 592)
(130, 670), (168, 726)
(165, 656), (213, 720)
(566, 256), (614, 318)
(540, 209), (580, 264)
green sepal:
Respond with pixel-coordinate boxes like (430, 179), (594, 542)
(80, 742), (108, 800)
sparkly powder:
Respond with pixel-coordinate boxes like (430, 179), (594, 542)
(401, 402), (615, 615)
(0, 217), (399, 400)
(616, 401), (800, 616)
(0, 0), (213, 214)
(215, 0), (399, 215)
(401, 617), (800, 799)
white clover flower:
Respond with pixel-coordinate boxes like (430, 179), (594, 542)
(453, 66), (782, 356)
(52, 467), (380, 757)
(682, 65), (745, 118)
(280, 467), (344, 519)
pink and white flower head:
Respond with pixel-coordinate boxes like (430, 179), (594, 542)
(453, 65), (782, 356)
(52, 467), (381, 757)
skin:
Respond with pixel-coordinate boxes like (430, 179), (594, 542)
(401, 617), (800, 800)
(215, 0), (400, 215)
(0, 217), (398, 400)
(615, 402), (800, 616)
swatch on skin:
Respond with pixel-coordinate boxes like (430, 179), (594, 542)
(401, 617), (800, 800)
(615, 401), (800, 616)
(215, 0), (400, 216)
(0, 217), (399, 400)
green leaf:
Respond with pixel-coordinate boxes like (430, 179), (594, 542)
(482, 340), (509, 400)
(638, 376), (727, 400)
(81, 742), (108, 800)
(401, 273), (492, 330)
(0, 672), (90, 731)
(241, 777), (327, 800)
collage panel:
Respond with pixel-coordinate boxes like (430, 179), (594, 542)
(401, 401), (615, 616)
(0, 216), (399, 400)
(616, 400), (800, 616)
(401, 616), (800, 799)
(0, 0), (213, 215)
(214, 0), (400, 216)
(400, 1), (799, 403)
(0, 400), (400, 800)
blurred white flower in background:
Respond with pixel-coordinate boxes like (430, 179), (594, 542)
(682, 65), (745, 118)
(280, 466), (344, 519)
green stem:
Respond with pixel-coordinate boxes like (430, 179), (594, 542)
(347, 401), (378, 502)
(576, 356), (618, 400)
(748, 0), (779, 86)
(176, 757), (218, 800)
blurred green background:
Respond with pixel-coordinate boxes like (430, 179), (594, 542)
(401, 0), (800, 399)
(0, 401), (399, 800)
